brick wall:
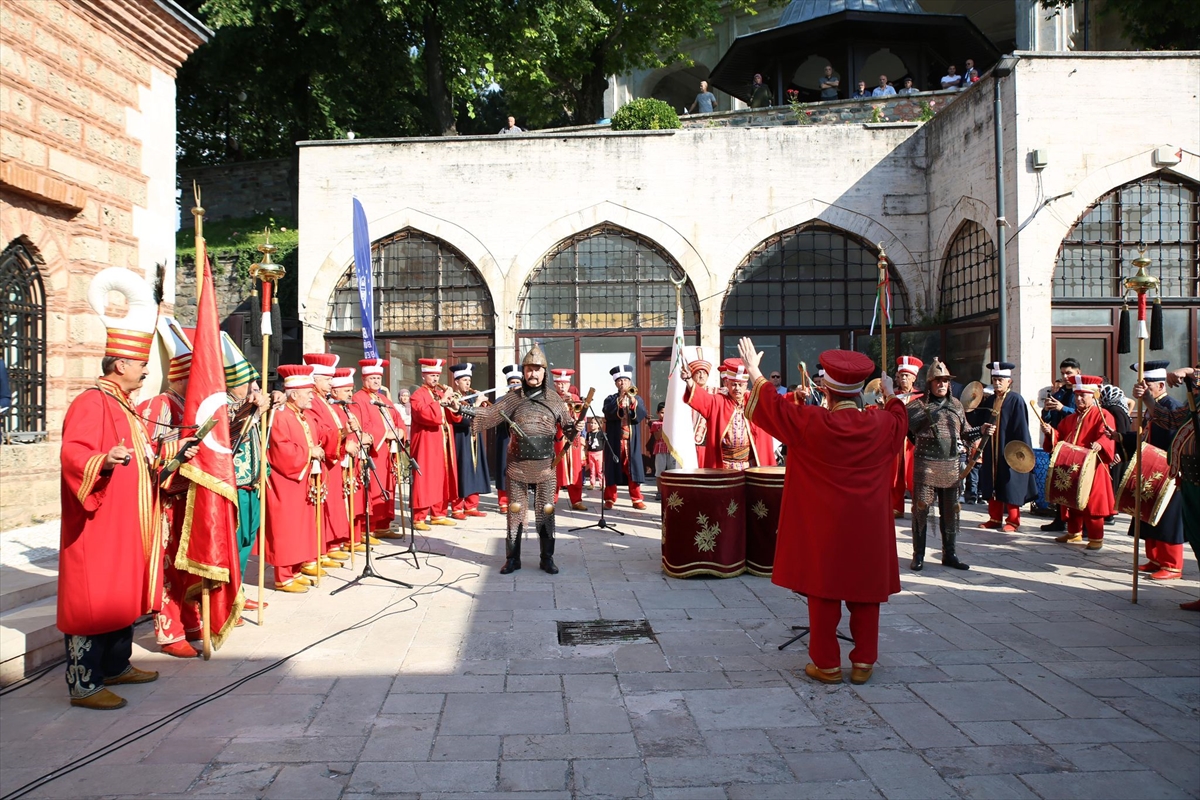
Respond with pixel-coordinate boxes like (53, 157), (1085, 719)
(178, 158), (297, 222)
(0, 0), (205, 531)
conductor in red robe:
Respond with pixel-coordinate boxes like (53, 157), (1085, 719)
(740, 338), (906, 686)
(890, 355), (922, 517)
(1039, 374), (1116, 550)
(266, 365), (323, 592)
(410, 357), (462, 529)
(352, 358), (403, 542)
(683, 357), (776, 470)
(552, 368), (587, 510)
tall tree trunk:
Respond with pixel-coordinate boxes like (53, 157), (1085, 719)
(423, 8), (457, 136)
(577, 63), (609, 124)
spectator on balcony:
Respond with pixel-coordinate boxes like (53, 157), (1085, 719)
(897, 77), (919, 96)
(749, 73), (772, 108)
(819, 65), (840, 100)
(689, 80), (717, 114)
(851, 80), (870, 100)
(871, 74), (896, 98)
(964, 59), (980, 85)
(941, 65), (963, 90)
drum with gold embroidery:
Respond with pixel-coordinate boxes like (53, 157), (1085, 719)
(1045, 441), (1098, 511)
(743, 466), (785, 577)
(659, 468), (746, 578)
(1116, 442), (1177, 526)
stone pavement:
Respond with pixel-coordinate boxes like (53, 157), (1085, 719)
(1, 492), (1197, 800)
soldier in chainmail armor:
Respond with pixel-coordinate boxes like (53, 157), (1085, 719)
(907, 360), (992, 571)
(464, 345), (575, 575)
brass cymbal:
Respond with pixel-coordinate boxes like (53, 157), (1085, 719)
(865, 378), (882, 395)
(1004, 440), (1036, 474)
(961, 381), (985, 411)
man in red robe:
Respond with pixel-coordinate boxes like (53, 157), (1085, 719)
(265, 365), (323, 592)
(890, 355), (922, 517)
(740, 338), (906, 686)
(552, 368), (587, 510)
(58, 267), (195, 709)
(352, 358), (403, 541)
(410, 357), (462, 530)
(329, 367), (364, 554)
(137, 318), (201, 658)
(1040, 374), (1116, 550)
(303, 353), (352, 570)
(684, 358), (775, 470)
(683, 350), (714, 467)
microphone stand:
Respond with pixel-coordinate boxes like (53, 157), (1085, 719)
(570, 404), (627, 537)
(372, 398), (423, 570)
(331, 412), (411, 593)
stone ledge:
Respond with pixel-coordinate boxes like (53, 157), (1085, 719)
(0, 159), (87, 213)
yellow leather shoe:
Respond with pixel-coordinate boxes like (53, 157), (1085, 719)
(571, 502), (588, 511)
(413, 521), (432, 531)
(804, 663), (843, 685)
(104, 666), (159, 686)
(430, 517), (457, 527)
(367, 535), (384, 545)
(274, 581), (308, 593)
(351, 543), (367, 553)
(70, 688), (127, 710)
(319, 557), (344, 569)
(300, 564), (327, 578)
(294, 575), (314, 586)
(1055, 533), (1084, 544)
(1086, 540), (1104, 550)
(850, 663), (874, 685)
(326, 550), (350, 561)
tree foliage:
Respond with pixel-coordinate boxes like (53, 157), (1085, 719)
(1039, 0), (1199, 50)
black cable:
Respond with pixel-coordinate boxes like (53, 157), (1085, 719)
(0, 658), (63, 697)
(1, 553), (477, 800)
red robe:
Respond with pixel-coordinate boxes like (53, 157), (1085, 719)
(59, 381), (163, 635)
(409, 383), (461, 511)
(265, 403), (319, 568)
(746, 379), (906, 603)
(307, 395), (350, 548)
(335, 403), (365, 542)
(685, 384), (776, 469)
(351, 388), (401, 529)
(1043, 404), (1117, 517)
(556, 389), (585, 491)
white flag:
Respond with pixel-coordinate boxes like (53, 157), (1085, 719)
(660, 301), (698, 469)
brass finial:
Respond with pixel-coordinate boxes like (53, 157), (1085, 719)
(250, 229), (285, 283)
(1124, 247), (1158, 295)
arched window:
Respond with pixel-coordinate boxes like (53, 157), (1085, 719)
(1, 240), (47, 438)
(939, 221), (998, 321)
(1055, 173), (1198, 299)
(724, 223), (909, 329)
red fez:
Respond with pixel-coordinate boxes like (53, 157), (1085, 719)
(820, 350), (875, 394)
(896, 355), (923, 376)
(304, 352), (339, 376)
(279, 364), (316, 389)
(360, 358), (387, 376)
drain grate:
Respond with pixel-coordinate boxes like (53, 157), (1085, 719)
(557, 619), (656, 646)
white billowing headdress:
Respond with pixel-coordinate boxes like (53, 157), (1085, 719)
(87, 268), (158, 361)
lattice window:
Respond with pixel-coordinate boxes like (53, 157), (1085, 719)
(327, 229), (493, 335)
(939, 221), (998, 321)
(1055, 173), (1199, 299)
(723, 223), (909, 328)
(518, 225), (699, 331)
(1, 241), (47, 437)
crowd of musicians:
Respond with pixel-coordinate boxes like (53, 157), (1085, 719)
(56, 267), (1200, 706)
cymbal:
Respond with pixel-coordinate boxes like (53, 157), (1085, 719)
(961, 381), (985, 411)
(1004, 440), (1036, 474)
(865, 378), (882, 395)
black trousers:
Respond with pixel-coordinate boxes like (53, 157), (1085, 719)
(64, 625), (133, 698)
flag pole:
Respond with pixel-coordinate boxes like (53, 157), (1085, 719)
(191, 183), (214, 661)
(250, 232), (285, 623)
(1125, 249), (1158, 605)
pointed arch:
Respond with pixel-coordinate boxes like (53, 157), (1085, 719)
(1, 237), (48, 436)
(939, 220), (998, 321)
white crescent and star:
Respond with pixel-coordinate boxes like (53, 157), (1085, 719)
(196, 393), (232, 454)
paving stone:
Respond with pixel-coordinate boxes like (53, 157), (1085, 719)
(872, 702), (972, 748)
(850, 750), (958, 799)
(391, 675), (504, 694)
(349, 761), (498, 793)
(613, 642), (670, 673)
(430, 735), (501, 761)
(1050, 742), (1144, 771)
(1018, 716), (1164, 744)
(644, 753), (795, 787)
(440, 692), (566, 735)
(954, 721), (1039, 746)
(564, 673), (621, 701)
(619, 671), (732, 693)
(700, 728), (772, 755)
(573, 757), (650, 798)
(502, 733), (640, 760)
(727, 782), (883, 799)
(921, 744), (1072, 778)
(1130, 676), (1200, 714)
(651, 787), (727, 800)
(683, 687), (819, 730)
(947, 774), (1040, 799)
(1014, 620), (1144, 648)
(498, 759), (568, 791)
(568, 700), (633, 733)
(509, 657), (614, 675)
(1114, 741), (1200, 793)
(782, 751), (867, 782)
(380, 692), (445, 714)
(219, 735), (366, 764)
(506, 674), (561, 693)
(1018, 769), (1186, 799)
(625, 692), (707, 757)
(989, 661), (1125, 718)
(358, 714), (439, 761)
(909, 680), (1062, 722)
(189, 762), (281, 796)
(263, 764), (348, 799)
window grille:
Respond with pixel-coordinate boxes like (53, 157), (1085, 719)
(723, 223), (909, 328)
(1055, 174), (1199, 299)
(1, 241), (47, 437)
(939, 221), (998, 321)
(518, 225), (698, 331)
(327, 229), (494, 336)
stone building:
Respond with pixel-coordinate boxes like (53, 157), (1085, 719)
(297, 52), (1198, 417)
(0, 0), (208, 529)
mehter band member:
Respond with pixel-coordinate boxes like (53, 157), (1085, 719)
(683, 357), (775, 470)
(465, 345), (572, 574)
(551, 368), (587, 510)
(303, 353), (351, 567)
(410, 357), (462, 529)
(449, 362), (491, 519)
(495, 364), (522, 512)
(1040, 374), (1116, 550)
(602, 365), (648, 509)
(891, 355), (922, 517)
(353, 358), (402, 540)
(266, 365), (323, 592)
(907, 359), (991, 571)
(683, 347), (713, 466)
(739, 338), (906, 687)
(971, 361), (1037, 531)
(1127, 361), (1186, 580)
(222, 332), (269, 610)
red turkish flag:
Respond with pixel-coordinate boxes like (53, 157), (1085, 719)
(177, 257), (243, 650)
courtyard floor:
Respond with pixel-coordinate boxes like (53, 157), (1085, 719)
(1, 493), (1198, 799)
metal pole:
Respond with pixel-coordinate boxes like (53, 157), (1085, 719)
(993, 77), (1008, 362)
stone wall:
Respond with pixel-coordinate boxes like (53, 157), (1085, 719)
(0, 0), (206, 531)
(678, 89), (960, 129)
(178, 158), (297, 222)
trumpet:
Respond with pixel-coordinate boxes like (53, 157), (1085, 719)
(623, 384), (638, 398)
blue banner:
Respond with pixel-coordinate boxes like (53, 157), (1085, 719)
(351, 197), (378, 359)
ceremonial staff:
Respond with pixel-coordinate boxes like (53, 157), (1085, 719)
(250, 235), (285, 624)
(1122, 249), (1160, 605)
(190, 184), (214, 661)
(876, 244), (890, 377)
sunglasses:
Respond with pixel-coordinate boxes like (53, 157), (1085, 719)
(770, 374), (781, 379)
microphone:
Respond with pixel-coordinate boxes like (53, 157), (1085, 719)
(331, 399), (351, 406)
(372, 399), (389, 407)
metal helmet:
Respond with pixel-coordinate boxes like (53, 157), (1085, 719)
(521, 344), (548, 369)
(926, 358), (954, 382)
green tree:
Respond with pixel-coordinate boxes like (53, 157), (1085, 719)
(1040, 0), (1199, 50)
